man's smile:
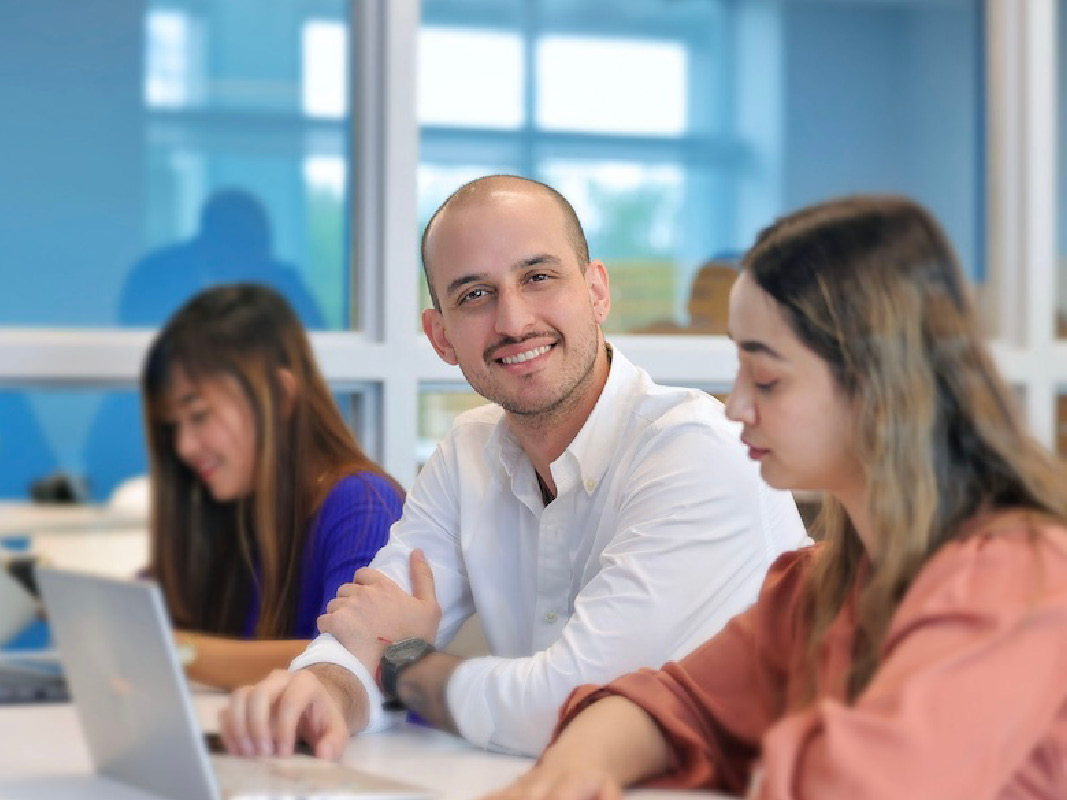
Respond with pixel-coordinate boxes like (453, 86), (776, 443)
(498, 344), (552, 365)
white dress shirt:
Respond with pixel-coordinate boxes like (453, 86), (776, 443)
(292, 347), (809, 755)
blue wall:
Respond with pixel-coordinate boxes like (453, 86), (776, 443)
(783, 1), (981, 276)
(0, 0), (146, 324)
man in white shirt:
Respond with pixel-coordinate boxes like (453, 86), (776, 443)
(220, 175), (808, 759)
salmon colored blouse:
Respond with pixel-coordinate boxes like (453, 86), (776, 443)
(557, 511), (1067, 799)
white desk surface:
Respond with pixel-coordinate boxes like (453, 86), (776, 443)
(0, 502), (146, 536)
(0, 693), (733, 799)
(0, 506), (149, 581)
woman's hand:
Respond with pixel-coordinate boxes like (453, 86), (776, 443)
(481, 763), (623, 800)
(481, 695), (670, 800)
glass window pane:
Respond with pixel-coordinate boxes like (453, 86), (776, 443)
(418, 29), (523, 129)
(417, 0), (985, 335)
(303, 20), (348, 119)
(0, 389), (144, 503)
(418, 388), (488, 467)
(536, 36), (687, 135)
(541, 160), (732, 335)
(0, 0), (352, 329)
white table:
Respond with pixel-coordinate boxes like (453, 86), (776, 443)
(0, 502), (146, 536)
(0, 693), (733, 799)
(0, 505), (149, 585)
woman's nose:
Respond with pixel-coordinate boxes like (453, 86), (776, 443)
(724, 382), (754, 425)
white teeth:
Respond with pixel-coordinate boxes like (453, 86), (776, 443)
(500, 345), (551, 365)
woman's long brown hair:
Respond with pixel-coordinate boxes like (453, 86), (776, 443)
(141, 283), (402, 638)
(742, 196), (1067, 700)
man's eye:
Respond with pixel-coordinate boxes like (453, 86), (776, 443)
(753, 380), (778, 393)
(458, 287), (489, 305)
(527, 272), (550, 283)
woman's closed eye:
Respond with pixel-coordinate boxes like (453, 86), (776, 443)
(187, 407), (211, 425)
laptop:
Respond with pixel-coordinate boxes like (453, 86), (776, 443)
(36, 567), (433, 800)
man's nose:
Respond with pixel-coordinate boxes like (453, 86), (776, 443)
(494, 286), (536, 337)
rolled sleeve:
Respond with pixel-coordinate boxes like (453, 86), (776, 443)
(288, 633), (390, 734)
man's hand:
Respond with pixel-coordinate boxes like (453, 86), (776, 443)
(218, 664), (364, 761)
(318, 549), (441, 665)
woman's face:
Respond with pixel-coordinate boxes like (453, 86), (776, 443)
(725, 272), (863, 502)
(164, 367), (257, 502)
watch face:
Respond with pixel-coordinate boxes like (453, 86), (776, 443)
(386, 637), (432, 665)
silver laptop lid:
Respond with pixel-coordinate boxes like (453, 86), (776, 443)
(37, 567), (220, 800)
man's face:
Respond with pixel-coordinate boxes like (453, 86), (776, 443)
(421, 188), (610, 420)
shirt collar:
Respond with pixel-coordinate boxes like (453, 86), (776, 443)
(484, 342), (639, 497)
(560, 342), (634, 495)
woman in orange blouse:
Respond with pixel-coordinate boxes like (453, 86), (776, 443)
(487, 196), (1067, 800)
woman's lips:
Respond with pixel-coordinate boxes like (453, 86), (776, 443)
(742, 440), (769, 461)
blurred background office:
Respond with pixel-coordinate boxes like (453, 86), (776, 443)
(0, 0), (1061, 504)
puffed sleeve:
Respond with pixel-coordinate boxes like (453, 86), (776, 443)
(554, 546), (816, 796)
(756, 520), (1067, 800)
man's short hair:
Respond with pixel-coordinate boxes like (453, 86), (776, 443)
(420, 175), (591, 310)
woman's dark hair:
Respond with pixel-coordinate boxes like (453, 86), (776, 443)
(142, 283), (401, 638)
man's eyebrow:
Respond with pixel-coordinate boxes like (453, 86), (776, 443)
(518, 253), (560, 269)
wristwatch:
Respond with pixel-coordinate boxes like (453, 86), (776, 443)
(379, 637), (435, 704)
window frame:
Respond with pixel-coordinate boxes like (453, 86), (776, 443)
(0, 0), (1061, 495)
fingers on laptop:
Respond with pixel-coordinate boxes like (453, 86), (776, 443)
(221, 669), (297, 757)
(301, 690), (350, 761)
(220, 669), (347, 760)
(273, 670), (347, 760)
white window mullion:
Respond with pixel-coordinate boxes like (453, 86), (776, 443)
(1020, 0), (1058, 447)
(986, 0), (1058, 447)
(371, 0), (435, 487)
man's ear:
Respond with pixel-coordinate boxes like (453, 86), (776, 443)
(277, 367), (297, 418)
(586, 259), (611, 325)
(422, 308), (459, 365)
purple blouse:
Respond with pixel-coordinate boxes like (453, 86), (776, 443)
(242, 471), (403, 638)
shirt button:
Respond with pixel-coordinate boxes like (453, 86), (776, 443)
(545, 612), (558, 623)
(585, 479), (595, 491)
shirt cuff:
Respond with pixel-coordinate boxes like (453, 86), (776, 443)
(289, 634), (389, 734)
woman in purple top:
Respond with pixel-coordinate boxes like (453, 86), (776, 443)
(141, 284), (403, 690)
